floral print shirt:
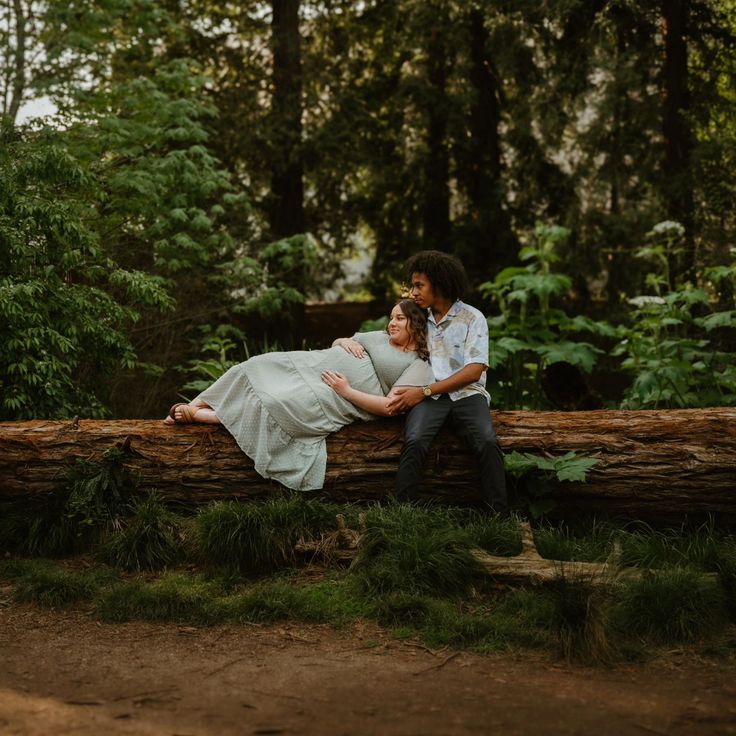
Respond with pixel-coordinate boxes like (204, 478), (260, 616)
(427, 300), (490, 404)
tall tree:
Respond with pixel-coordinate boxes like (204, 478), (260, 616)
(661, 0), (695, 278)
(269, 0), (305, 239)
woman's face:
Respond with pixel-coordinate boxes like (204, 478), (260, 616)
(388, 304), (412, 346)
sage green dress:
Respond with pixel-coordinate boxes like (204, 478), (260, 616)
(195, 331), (434, 491)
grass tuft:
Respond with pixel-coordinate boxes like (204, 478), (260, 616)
(544, 574), (617, 663)
(1, 560), (117, 608)
(96, 574), (222, 624)
(352, 504), (483, 596)
(99, 492), (182, 571)
(194, 497), (349, 575)
(460, 511), (522, 556)
(613, 567), (727, 643)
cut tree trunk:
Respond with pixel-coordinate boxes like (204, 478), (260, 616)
(1, 408), (735, 522)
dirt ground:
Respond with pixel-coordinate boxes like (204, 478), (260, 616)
(1, 604), (736, 736)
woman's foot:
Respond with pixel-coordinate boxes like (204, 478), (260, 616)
(163, 401), (221, 425)
(164, 402), (199, 424)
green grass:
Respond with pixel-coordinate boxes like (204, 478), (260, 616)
(194, 496), (354, 575)
(98, 492), (182, 571)
(352, 504), (485, 596)
(3, 499), (736, 660)
(612, 568), (727, 643)
(0, 559), (118, 607)
(97, 573), (222, 623)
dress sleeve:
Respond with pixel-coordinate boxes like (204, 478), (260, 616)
(391, 360), (435, 388)
(351, 331), (380, 346)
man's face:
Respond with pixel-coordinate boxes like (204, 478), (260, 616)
(410, 272), (436, 309)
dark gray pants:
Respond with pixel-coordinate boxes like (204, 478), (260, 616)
(395, 394), (508, 514)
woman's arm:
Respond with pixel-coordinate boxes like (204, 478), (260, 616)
(321, 370), (393, 416)
(386, 363), (485, 413)
(331, 337), (365, 358)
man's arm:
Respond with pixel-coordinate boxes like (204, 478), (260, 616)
(385, 363), (485, 413)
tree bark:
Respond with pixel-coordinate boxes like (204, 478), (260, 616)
(6, 0), (26, 123)
(422, 24), (451, 252)
(661, 0), (695, 279)
(270, 0), (304, 239)
(268, 0), (306, 343)
(1, 409), (735, 522)
(459, 9), (517, 281)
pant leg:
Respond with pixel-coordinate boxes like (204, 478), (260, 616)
(395, 396), (453, 502)
(449, 395), (508, 514)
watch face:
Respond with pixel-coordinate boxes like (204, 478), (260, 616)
(423, 386), (432, 397)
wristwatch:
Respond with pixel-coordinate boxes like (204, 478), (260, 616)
(422, 385), (433, 397)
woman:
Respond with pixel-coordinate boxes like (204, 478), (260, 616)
(164, 300), (433, 491)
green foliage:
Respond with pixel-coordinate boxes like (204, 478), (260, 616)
(179, 324), (248, 394)
(351, 504), (483, 597)
(1, 559), (117, 608)
(6, 446), (138, 557)
(194, 497), (342, 575)
(460, 511), (522, 556)
(97, 573), (221, 624)
(4, 500), (736, 656)
(178, 324), (284, 396)
(0, 122), (175, 419)
(98, 492), (181, 571)
(612, 568), (727, 643)
(481, 224), (614, 409)
(504, 450), (599, 519)
(614, 222), (736, 408)
(545, 576), (616, 663)
(224, 578), (361, 626)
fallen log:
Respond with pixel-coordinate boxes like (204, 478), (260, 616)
(1, 408), (735, 522)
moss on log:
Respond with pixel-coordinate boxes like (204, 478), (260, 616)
(1, 408), (735, 522)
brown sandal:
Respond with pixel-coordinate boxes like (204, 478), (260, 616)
(168, 403), (198, 423)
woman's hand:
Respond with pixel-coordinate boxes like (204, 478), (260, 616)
(321, 370), (351, 397)
(332, 337), (365, 358)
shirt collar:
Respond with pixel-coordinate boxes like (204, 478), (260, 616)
(428, 299), (462, 326)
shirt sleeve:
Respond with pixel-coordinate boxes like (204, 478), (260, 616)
(463, 313), (489, 368)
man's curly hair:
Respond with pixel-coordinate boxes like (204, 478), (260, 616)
(405, 250), (468, 302)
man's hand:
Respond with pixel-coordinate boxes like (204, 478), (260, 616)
(386, 386), (425, 414)
(321, 370), (351, 397)
(333, 338), (365, 358)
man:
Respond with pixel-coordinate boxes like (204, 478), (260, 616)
(387, 250), (508, 515)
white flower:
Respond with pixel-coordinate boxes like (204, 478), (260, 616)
(651, 220), (685, 237)
(628, 295), (666, 308)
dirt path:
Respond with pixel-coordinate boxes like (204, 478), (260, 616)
(1, 604), (735, 736)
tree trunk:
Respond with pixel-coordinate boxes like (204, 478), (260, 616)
(661, 0), (695, 280)
(6, 0), (27, 123)
(460, 9), (517, 281)
(269, 0), (306, 343)
(1, 409), (735, 522)
(422, 25), (451, 252)
(270, 0), (304, 238)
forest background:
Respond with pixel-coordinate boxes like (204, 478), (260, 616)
(2, 0), (736, 421)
